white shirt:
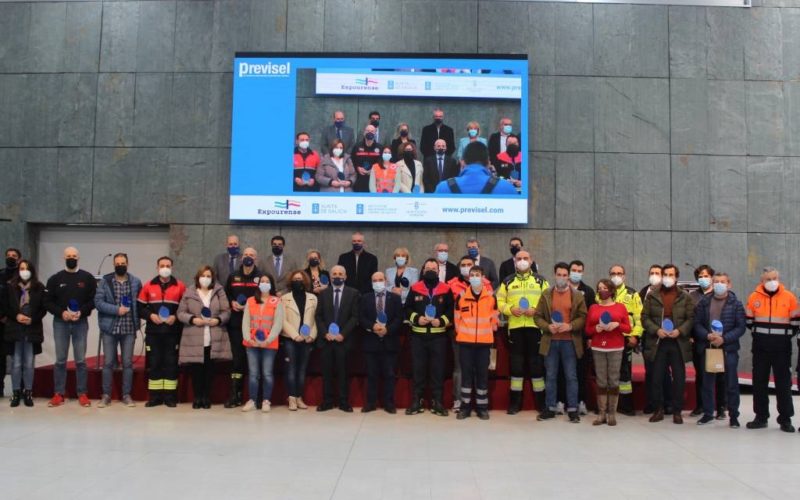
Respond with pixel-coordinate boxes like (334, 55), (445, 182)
(438, 262), (446, 282)
(500, 133), (508, 153)
(332, 157), (345, 193)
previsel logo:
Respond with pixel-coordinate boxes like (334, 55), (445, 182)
(238, 61), (292, 78)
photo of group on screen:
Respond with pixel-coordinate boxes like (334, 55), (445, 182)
(292, 108), (522, 195)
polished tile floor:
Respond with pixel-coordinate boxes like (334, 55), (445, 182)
(1, 387), (798, 500)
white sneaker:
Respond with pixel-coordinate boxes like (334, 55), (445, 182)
(97, 394), (111, 408)
(122, 395), (136, 407)
(555, 402), (565, 415)
(578, 401), (588, 416)
(241, 400), (256, 412)
(262, 400), (271, 413)
(452, 400), (461, 411)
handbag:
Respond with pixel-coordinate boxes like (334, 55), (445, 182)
(705, 347), (725, 373)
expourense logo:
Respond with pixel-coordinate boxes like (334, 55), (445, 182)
(238, 61), (291, 78)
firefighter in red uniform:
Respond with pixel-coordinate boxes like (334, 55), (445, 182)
(138, 256), (186, 407)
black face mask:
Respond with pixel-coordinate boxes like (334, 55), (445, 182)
(399, 129), (408, 137)
(308, 258), (320, 268)
(423, 270), (439, 285)
(510, 246), (521, 256)
(370, 120), (380, 128)
(403, 151), (414, 162)
(506, 145), (520, 157)
(291, 281), (305, 293)
(65, 258), (78, 270)
(272, 246), (284, 256)
(114, 265), (127, 276)
(434, 118), (443, 125)
(5, 257), (17, 268)
(435, 149), (446, 155)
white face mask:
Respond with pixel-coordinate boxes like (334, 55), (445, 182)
(460, 266), (471, 277)
(764, 279), (779, 293)
(649, 274), (661, 287)
(395, 256), (406, 267)
(372, 281), (386, 294)
(610, 276), (623, 287)
(382, 153), (392, 162)
(515, 260), (530, 272)
(258, 282), (271, 294)
(436, 251), (448, 263)
(298, 140), (310, 149)
(469, 276), (483, 289)
(332, 148), (343, 157)
(661, 276), (676, 289)
(19, 270), (31, 282)
(158, 267), (172, 279)
(198, 277), (212, 289)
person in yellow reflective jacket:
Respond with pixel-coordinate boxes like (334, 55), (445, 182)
(496, 250), (549, 415)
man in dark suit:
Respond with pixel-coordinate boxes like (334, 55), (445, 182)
(359, 271), (403, 413)
(320, 110), (355, 156)
(433, 242), (458, 283)
(422, 138), (460, 193)
(260, 235), (297, 295)
(337, 232), (379, 294)
(488, 117), (519, 170)
(465, 237), (499, 290)
(499, 236), (538, 281)
(212, 235), (240, 286)
(315, 265), (360, 412)
(419, 108), (455, 158)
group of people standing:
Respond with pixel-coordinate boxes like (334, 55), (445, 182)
(1, 235), (798, 433)
(293, 108), (523, 194)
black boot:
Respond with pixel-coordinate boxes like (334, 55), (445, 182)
(10, 390), (21, 408)
(507, 391), (522, 415)
(23, 390), (34, 407)
(164, 390), (177, 408)
(618, 393), (635, 416)
(224, 377), (242, 408)
(145, 390), (164, 407)
(534, 391), (546, 413)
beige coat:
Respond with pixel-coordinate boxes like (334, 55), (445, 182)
(177, 284), (232, 364)
(281, 292), (318, 341)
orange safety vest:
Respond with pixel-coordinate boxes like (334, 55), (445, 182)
(454, 287), (498, 344)
(745, 284), (800, 336)
(245, 296), (281, 349)
(373, 163), (397, 193)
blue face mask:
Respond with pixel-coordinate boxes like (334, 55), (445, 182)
(713, 283), (727, 296)
(468, 129), (478, 138)
(469, 276), (483, 288)
(227, 246), (239, 256)
(332, 277), (344, 287)
(242, 256), (254, 267)
(365, 132), (375, 141)
(503, 125), (512, 134)
(698, 277), (712, 289)
(335, 120), (344, 128)
(569, 271), (582, 284)
(467, 248), (479, 259)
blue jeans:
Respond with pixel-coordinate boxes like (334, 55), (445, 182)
(102, 334), (135, 397)
(702, 350), (741, 418)
(12, 341), (35, 391)
(283, 339), (311, 398)
(545, 340), (578, 412)
(246, 347), (277, 402)
(53, 318), (88, 395)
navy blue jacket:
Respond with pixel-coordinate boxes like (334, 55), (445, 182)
(359, 290), (403, 352)
(692, 291), (746, 354)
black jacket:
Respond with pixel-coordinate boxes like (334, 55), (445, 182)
(337, 251), (379, 294)
(2, 281), (47, 343)
(359, 291), (403, 352)
(419, 122), (455, 158)
(488, 132), (522, 169)
(422, 154), (460, 193)
(315, 285), (360, 346)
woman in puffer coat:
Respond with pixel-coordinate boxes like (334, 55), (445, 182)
(178, 265), (231, 409)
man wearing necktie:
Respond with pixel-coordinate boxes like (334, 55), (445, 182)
(263, 236), (297, 295)
(316, 265), (359, 412)
(212, 235), (240, 287)
(359, 272), (403, 414)
(422, 139), (459, 193)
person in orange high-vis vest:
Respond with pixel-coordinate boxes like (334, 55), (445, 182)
(241, 274), (284, 413)
(369, 147), (400, 193)
(454, 265), (498, 421)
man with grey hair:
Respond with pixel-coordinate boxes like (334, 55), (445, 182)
(744, 266), (800, 432)
(320, 110), (355, 155)
(212, 234), (240, 286)
(465, 237), (498, 289)
(44, 247), (97, 407)
(420, 107), (455, 158)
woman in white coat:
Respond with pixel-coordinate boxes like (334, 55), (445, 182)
(281, 270), (318, 410)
